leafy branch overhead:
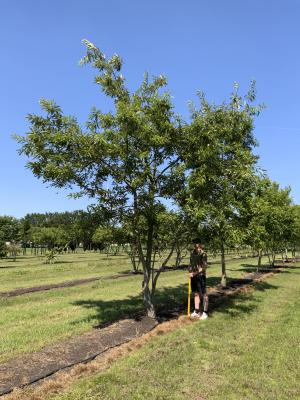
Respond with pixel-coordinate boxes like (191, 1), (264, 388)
(15, 40), (185, 217)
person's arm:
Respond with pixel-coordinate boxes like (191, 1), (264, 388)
(188, 254), (195, 278)
(198, 253), (208, 274)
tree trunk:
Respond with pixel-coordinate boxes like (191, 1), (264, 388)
(257, 249), (262, 272)
(142, 220), (156, 319)
(129, 244), (140, 273)
(143, 281), (156, 318)
(272, 251), (276, 267)
(175, 241), (184, 268)
(221, 242), (227, 287)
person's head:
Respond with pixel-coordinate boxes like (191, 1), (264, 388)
(193, 239), (203, 252)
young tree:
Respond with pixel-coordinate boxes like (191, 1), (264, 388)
(20, 216), (31, 254)
(29, 226), (69, 249)
(15, 40), (186, 318)
(0, 231), (7, 258)
(0, 216), (20, 243)
(289, 205), (300, 257)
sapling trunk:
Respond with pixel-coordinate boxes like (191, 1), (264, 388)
(257, 249), (262, 272)
(221, 243), (227, 287)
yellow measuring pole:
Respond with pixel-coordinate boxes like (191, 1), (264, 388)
(187, 277), (191, 317)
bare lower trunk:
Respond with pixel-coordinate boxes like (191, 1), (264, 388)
(129, 243), (140, 273)
(221, 243), (227, 288)
(257, 249), (262, 272)
(272, 251), (276, 267)
(141, 220), (156, 319)
(143, 272), (156, 318)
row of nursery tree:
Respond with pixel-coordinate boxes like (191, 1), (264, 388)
(7, 39), (300, 317)
(1, 189), (300, 262)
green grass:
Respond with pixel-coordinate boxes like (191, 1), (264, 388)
(0, 252), (130, 291)
(0, 249), (257, 292)
(0, 253), (263, 364)
(49, 265), (300, 400)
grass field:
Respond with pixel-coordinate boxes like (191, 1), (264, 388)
(47, 263), (300, 400)
(0, 250), (254, 292)
(0, 251), (263, 364)
(0, 252), (129, 292)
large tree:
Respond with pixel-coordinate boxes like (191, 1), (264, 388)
(15, 40), (186, 318)
(185, 84), (262, 286)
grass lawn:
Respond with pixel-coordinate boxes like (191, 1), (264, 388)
(0, 252), (131, 292)
(0, 253), (264, 364)
(47, 264), (300, 400)
(0, 250), (256, 292)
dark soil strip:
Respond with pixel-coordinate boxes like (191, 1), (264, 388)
(0, 272), (137, 298)
(0, 277), (101, 298)
(0, 316), (157, 396)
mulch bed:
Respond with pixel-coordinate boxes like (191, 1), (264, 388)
(0, 317), (157, 396)
(0, 265), (289, 396)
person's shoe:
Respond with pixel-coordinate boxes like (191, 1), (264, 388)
(200, 312), (208, 320)
(190, 310), (200, 319)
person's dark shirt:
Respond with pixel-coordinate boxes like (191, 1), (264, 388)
(189, 250), (208, 276)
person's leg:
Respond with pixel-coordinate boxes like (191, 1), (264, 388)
(203, 294), (209, 313)
(194, 293), (201, 312)
(190, 277), (201, 318)
(200, 275), (209, 319)
(190, 292), (201, 318)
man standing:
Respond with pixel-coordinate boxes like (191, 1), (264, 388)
(188, 240), (209, 320)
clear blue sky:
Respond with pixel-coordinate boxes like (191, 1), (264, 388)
(1, 0), (300, 218)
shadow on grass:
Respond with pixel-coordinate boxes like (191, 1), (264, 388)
(227, 263), (280, 273)
(49, 261), (74, 264)
(230, 263), (300, 274)
(72, 284), (187, 328)
(72, 276), (279, 328)
(212, 280), (279, 317)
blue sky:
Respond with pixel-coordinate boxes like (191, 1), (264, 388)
(1, 0), (300, 218)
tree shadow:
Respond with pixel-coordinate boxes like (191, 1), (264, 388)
(50, 261), (74, 264)
(227, 263), (279, 273)
(211, 280), (279, 317)
(71, 277), (279, 328)
(71, 284), (188, 328)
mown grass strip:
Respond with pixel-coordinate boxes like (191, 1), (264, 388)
(0, 252), (129, 291)
(48, 265), (300, 400)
